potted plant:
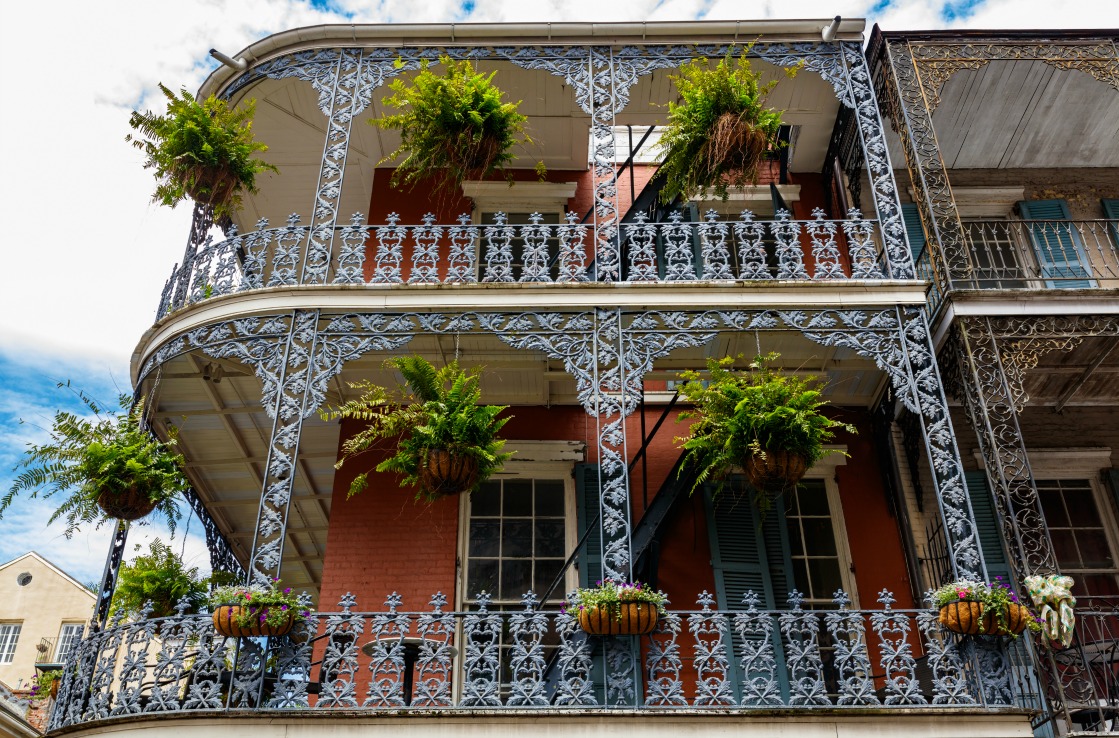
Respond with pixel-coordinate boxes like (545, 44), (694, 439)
(209, 580), (308, 638)
(675, 353), (855, 509)
(110, 539), (210, 620)
(1, 388), (187, 536)
(323, 356), (512, 502)
(373, 56), (533, 195)
(933, 578), (1041, 637)
(656, 50), (792, 204)
(566, 579), (668, 636)
(29, 669), (63, 701)
(127, 83), (278, 219)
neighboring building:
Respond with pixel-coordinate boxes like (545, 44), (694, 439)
(0, 683), (38, 738)
(869, 26), (1119, 732)
(40, 18), (1119, 738)
(0, 553), (93, 690)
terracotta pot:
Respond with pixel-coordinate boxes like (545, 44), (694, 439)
(742, 449), (809, 493)
(577, 602), (660, 636)
(96, 486), (158, 521)
(419, 449), (480, 498)
(212, 605), (294, 638)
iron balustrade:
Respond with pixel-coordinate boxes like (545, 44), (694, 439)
(155, 209), (889, 320)
(1036, 597), (1119, 733)
(50, 587), (1037, 730)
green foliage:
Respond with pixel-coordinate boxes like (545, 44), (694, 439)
(209, 580), (309, 630)
(373, 56), (532, 194)
(1, 385), (187, 537)
(656, 51), (792, 204)
(127, 83), (278, 219)
(110, 539), (209, 620)
(29, 670), (62, 701)
(565, 579), (668, 619)
(322, 356), (512, 502)
(932, 578), (1042, 637)
(675, 353), (855, 506)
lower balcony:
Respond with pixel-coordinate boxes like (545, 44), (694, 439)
(50, 592), (1038, 736)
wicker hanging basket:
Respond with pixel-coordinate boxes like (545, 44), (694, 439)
(212, 605), (295, 638)
(96, 486), (158, 522)
(938, 601), (1032, 636)
(577, 602), (660, 636)
(742, 449), (810, 493)
(419, 449), (480, 498)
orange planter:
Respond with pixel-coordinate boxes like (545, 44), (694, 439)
(577, 602), (660, 636)
(742, 449), (809, 493)
(212, 605), (294, 638)
(419, 449), (480, 498)
(938, 601), (1032, 635)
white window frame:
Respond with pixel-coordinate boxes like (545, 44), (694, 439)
(0, 623), (21, 664)
(55, 623), (84, 663)
(796, 450), (859, 608)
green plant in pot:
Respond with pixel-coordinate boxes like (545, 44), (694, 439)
(323, 356), (512, 502)
(29, 669), (64, 701)
(373, 56), (534, 195)
(566, 579), (668, 636)
(110, 539), (210, 620)
(1, 387), (187, 536)
(932, 578), (1042, 637)
(656, 50), (793, 204)
(675, 353), (854, 511)
(209, 580), (308, 638)
(127, 83), (278, 219)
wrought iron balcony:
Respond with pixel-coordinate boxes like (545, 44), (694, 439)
(940, 220), (1119, 293)
(155, 208), (889, 321)
(51, 587), (1039, 731)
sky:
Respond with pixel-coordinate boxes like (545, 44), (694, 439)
(0, 0), (1116, 588)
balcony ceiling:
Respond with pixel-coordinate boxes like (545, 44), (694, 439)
(142, 323), (886, 597)
(231, 59), (842, 233)
(1021, 335), (1119, 408)
(886, 58), (1119, 170)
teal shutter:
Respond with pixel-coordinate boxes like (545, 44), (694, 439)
(1103, 468), (1119, 522)
(1102, 199), (1119, 249)
(1018, 199), (1094, 288)
(901, 203), (927, 263)
(704, 483), (791, 700)
(573, 463), (606, 703)
(965, 471), (1011, 582)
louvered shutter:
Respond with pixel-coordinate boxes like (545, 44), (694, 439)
(965, 471), (1011, 582)
(901, 203), (927, 263)
(1103, 468), (1119, 525)
(704, 482), (791, 700)
(1018, 199), (1094, 288)
(574, 463), (606, 704)
(1102, 199), (1119, 249)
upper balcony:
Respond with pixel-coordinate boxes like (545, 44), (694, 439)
(148, 20), (928, 334)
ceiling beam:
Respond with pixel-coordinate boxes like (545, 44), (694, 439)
(1055, 339), (1119, 413)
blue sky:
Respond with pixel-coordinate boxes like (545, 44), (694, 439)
(0, 0), (1116, 586)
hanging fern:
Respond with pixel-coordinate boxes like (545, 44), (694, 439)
(657, 51), (793, 204)
(1, 386), (187, 538)
(127, 83), (278, 218)
(322, 356), (513, 502)
(373, 56), (532, 195)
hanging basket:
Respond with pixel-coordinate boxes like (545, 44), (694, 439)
(419, 449), (480, 498)
(742, 448), (809, 493)
(939, 602), (1031, 636)
(577, 602), (660, 636)
(1002, 602), (1032, 635)
(212, 605), (295, 638)
(96, 486), (158, 522)
(184, 166), (239, 210)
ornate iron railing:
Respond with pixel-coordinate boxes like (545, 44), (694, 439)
(51, 588), (1038, 730)
(1036, 598), (1119, 733)
(155, 208), (888, 320)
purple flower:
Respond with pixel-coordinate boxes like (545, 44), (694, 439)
(260, 614), (267, 622)
(283, 588), (291, 594)
(281, 604), (288, 611)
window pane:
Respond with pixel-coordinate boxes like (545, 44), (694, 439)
(807, 559), (844, 600)
(501, 560), (532, 599)
(0, 624), (21, 664)
(502, 520), (533, 558)
(1066, 487), (1101, 527)
(1079, 530), (1115, 569)
(535, 481), (565, 516)
(803, 518), (838, 556)
(467, 560), (499, 597)
(535, 559), (565, 595)
(472, 482), (501, 517)
(1050, 529), (1080, 566)
(503, 480), (533, 516)
(534, 520), (565, 557)
(470, 520), (501, 557)
(1038, 488), (1068, 527)
(797, 483), (830, 516)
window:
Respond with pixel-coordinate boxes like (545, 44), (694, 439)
(964, 219), (1028, 288)
(784, 480), (854, 607)
(1038, 478), (1119, 597)
(0, 624), (21, 664)
(55, 624), (84, 663)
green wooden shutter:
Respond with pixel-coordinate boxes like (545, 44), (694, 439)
(574, 464), (603, 588)
(1018, 199), (1094, 288)
(704, 482), (791, 700)
(901, 203), (927, 263)
(965, 471), (1011, 582)
(1103, 468), (1119, 523)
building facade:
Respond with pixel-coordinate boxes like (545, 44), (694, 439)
(44, 18), (1119, 738)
